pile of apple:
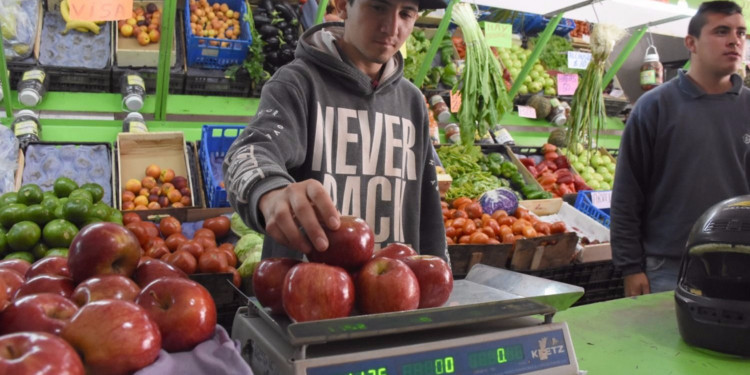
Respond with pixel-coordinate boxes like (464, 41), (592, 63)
(0, 222), (219, 374)
(518, 144), (592, 197)
(122, 164), (192, 210)
(252, 217), (454, 323)
(497, 44), (557, 96)
(123, 213), (240, 285)
(118, 3), (162, 46)
(188, 0), (243, 47)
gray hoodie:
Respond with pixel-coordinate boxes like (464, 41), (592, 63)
(223, 23), (448, 261)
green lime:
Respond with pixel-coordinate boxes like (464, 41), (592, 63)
(43, 191), (56, 199)
(16, 184), (44, 205)
(107, 209), (123, 225)
(53, 177), (79, 198)
(0, 203), (28, 229)
(43, 219), (79, 248)
(89, 202), (112, 221)
(62, 198), (92, 226)
(80, 183), (105, 203)
(45, 248), (69, 258)
(25, 204), (54, 226)
(0, 192), (18, 208)
(53, 198), (68, 219)
(31, 242), (49, 260)
(4, 251), (34, 263)
(0, 229), (7, 256)
(41, 195), (59, 211)
(68, 189), (94, 204)
(6, 221), (42, 252)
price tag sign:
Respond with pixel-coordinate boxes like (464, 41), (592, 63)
(590, 190), (612, 209)
(567, 51), (592, 70)
(69, 0), (133, 21)
(481, 22), (512, 49)
(517, 105), (537, 119)
(450, 90), (462, 113)
(557, 73), (579, 96)
(609, 88), (624, 98)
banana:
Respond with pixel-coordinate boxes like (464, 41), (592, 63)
(94, 21), (106, 25)
(75, 27), (89, 33)
(60, 0), (70, 23)
(62, 20), (101, 35)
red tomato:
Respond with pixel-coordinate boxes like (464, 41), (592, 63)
(159, 216), (182, 238)
(202, 216), (231, 239)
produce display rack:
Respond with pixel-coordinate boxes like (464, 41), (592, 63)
(46, 64), (113, 93)
(184, 66), (253, 97)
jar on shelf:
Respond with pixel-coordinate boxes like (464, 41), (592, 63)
(547, 98), (567, 126)
(11, 109), (41, 149)
(444, 123), (460, 144)
(640, 45), (663, 91)
(122, 112), (148, 133)
(17, 68), (48, 107)
(121, 71), (146, 112)
(429, 95), (451, 124)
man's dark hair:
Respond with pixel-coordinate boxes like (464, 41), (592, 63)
(688, 1), (743, 37)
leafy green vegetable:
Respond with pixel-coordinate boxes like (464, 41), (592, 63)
(528, 35), (576, 74)
(234, 232), (264, 263)
(435, 144), (484, 178)
(226, 7), (271, 90)
(237, 250), (263, 278)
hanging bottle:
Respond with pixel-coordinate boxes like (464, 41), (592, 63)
(640, 45), (663, 91)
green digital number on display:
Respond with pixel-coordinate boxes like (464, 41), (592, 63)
(343, 368), (386, 375)
(497, 348), (507, 364)
(468, 345), (524, 369)
(401, 357), (454, 375)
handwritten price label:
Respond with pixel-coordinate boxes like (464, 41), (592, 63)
(557, 73), (579, 96)
(517, 105), (537, 119)
(450, 90), (462, 113)
(590, 190), (612, 209)
(482, 22), (512, 49)
(567, 51), (592, 70)
(69, 0), (133, 21)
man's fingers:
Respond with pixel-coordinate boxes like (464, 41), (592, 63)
(290, 189), (329, 252)
(306, 183), (340, 230)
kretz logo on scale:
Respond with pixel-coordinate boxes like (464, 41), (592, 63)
(531, 336), (566, 361)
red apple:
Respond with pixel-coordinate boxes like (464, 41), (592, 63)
(0, 279), (7, 312)
(0, 332), (84, 375)
(131, 258), (188, 288)
(0, 293), (78, 335)
(306, 216), (374, 271)
(356, 257), (420, 314)
(0, 259), (32, 277)
(15, 275), (75, 300)
(282, 262), (354, 322)
(252, 257), (301, 314)
(401, 255), (454, 308)
(135, 277), (216, 352)
(61, 300), (161, 375)
(373, 242), (418, 260)
(70, 275), (141, 306)
(68, 222), (142, 284)
(0, 269), (24, 302)
(25, 256), (71, 279)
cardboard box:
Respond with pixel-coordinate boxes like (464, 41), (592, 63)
(115, 1), (177, 67)
(116, 132), (196, 212)
(521, 200), (612, 263)
(14, 150), (24, 192)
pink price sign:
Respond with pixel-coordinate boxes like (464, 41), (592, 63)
(68, 0), (133, 21)
(557, 74), (579, 96)
(517, 105), (537, 119)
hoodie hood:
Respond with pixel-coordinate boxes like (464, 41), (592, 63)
(295, 22), (404, 95)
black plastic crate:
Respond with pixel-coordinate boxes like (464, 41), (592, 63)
(184, 67), (252, 97)
(6, 57), (38, 90)
(47, 65), (112, 93)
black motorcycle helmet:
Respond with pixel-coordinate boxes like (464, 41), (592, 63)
(675, 195), (750, 356)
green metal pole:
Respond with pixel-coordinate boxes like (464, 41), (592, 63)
(508, 13), (562, 99)
(0, 20), (13, 121)
(315, 0), (330, 25)
(155, 0), (177, 121)
(683, 60), (690, 70)
(603, 26), (647, 88)
(413, 0), (459, 89)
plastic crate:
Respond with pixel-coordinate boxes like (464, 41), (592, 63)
(47, 65), (112, 93)
(574, 190), (611, 228)
(6, 57), (37, 90)
(184, 67), (252, 97)
(536, 17), (576, 36)
(184, 0), (252, 69)
(112, 65), (185, 95)
(200, 125), (246, 207)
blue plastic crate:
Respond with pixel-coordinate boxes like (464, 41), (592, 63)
(200, 125), (246, 207)
(536, 17), (576, 36)
(574, 190), (611, 228)
(185, 0), (252, 69)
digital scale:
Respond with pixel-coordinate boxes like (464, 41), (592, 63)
(232, 264), (586, 375)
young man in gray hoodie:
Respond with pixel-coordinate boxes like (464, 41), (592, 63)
(223, 0), (449, 262)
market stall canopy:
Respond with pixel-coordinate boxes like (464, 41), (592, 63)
(468, 0), (696, 37)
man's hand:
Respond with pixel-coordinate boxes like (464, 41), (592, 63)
(258, 180), (340, 254)
(624, 272), (650, 297)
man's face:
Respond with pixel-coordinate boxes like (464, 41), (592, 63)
(687, 12), (747, 77)
(337, 0), (419, 66)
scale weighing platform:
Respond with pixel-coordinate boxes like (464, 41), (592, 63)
(232, 264), (586, 375)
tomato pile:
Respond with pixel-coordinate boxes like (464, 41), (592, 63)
(518, 144), (591, 197)
(443, 197), (567, 245)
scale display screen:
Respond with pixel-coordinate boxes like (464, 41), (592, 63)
(306, 328), (570, 375)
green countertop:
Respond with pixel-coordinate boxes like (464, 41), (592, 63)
(557, 292), (749, 374)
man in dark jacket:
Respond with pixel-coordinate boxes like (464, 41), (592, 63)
(223, 0), (449, 262)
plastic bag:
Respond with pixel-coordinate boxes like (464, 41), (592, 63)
(1, 0), (40, 60)
(0, 126), (20, 195)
